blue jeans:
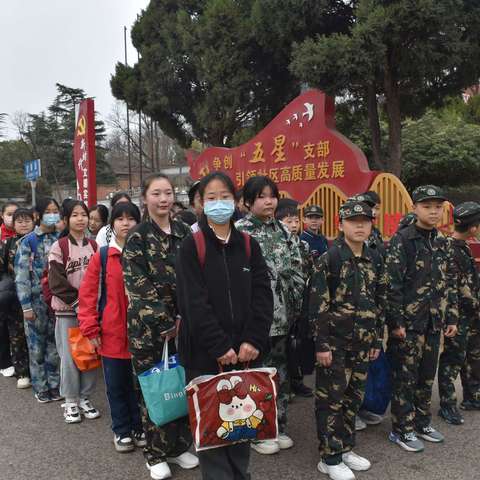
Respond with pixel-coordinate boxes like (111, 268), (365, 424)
(102, 356), (142, 436)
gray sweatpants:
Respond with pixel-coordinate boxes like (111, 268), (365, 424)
(54, 314), (96, 403)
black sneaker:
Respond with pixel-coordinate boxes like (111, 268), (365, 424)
(291, 382), (314, 398)
(49, 388), (64, 402)
(460, 399), (480, 410)
(35, 391), (51, 403)
(438, 405), (464, 425)
(114, 434), (135, 453)
(133, 430), (147, 448)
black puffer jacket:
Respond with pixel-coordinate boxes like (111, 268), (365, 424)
(177, 217), (273, 373)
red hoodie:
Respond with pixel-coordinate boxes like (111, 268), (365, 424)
(0, 223), (16, 242)
(78, 243), (130, 359)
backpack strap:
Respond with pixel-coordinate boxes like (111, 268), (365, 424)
(326, 245), (342, 299)
(396, 228), (416, 278)
(58, 236), (70, 269)
(241, 232), (251, 262)
(98, 246), (109, 317)
(193, 230), (207, 268)
(88, 238), (98, 252)
(193, 230), (251, 269)
(26, 232), (38, 255)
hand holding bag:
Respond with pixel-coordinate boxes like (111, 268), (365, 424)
(138, 342), (188, 426)
(186, 366), (278, 451)
(68, 327), (101, 372)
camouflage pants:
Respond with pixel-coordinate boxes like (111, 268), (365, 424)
(387, 329), (440, 435)
(315, 347), (369, 462)
(438, 319), (469, 407)
(24, 299), (60, 394)
(263, 335), (289, 433)
(3, 302), (29, 377)
(461, 322), (480, 402)
(131, 345), (192, 466)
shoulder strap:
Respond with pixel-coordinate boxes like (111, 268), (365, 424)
(241, 232), (251, 261)
(98, 246), (109, 316)
(327, 245), (342, 299)
(193, 230), (207, 268)
(396, 228), (416, 277)
(26, 232), (38, 255)
(58, 236), (70, 268)
(88, 238), (98, 252)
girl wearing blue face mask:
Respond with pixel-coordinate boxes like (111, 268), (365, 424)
(177, 172), (273, 480)
(14, 197), (61, 403)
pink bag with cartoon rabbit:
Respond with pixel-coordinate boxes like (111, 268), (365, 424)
(186, 367), (278, 451)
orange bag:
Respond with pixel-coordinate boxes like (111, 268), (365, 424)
(68, 327), (101, 372)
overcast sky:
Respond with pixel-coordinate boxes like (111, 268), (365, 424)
(0, 0), (150, 137)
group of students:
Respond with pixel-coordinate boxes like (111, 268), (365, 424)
(0, 172), (479, 480)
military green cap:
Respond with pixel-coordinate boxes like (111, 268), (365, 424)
(339, 201), (374, 220)
(304, 205), (324, 217)
(453, 201), (480, 225)
(411, 185), (447, 203)
(347, 194), (376, 208)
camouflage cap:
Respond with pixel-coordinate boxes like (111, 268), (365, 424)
(411, 185), (447, 203)
(339, 201), (374, 220)
(347, 194), (376, 208)
(453, 201), (480, 225)
(304, 205), (324, 217)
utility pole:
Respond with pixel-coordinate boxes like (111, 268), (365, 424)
(124, 26), (132, 191)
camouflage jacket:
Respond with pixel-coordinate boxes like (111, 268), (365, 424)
(14, 227), (59, 311)
(385, 223), (458, 333)
(122, 217), (191, 358)
(235, 213), (305, 336)
(446, 237), (479, 325)
(309, 238), (386, 352)
(367, 226), (386, 258)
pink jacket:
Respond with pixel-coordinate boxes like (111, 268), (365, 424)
(48, 235), (96, 314)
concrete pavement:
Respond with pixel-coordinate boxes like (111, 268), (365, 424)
(1, 372), (479, 480)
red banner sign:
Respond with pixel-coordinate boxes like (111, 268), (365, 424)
(73, 98), (97, 207)
(188, 90), (377, 204)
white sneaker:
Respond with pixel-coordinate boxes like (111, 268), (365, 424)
(355, 416), (367, 431)
(318, 461), (356, 480)
(62, 403), (82, 424)
(16, 377), (31, 389)
(147, 462), (172, 480)
(0, 366), (15, 377)
(277, 433), (294, 449)
(79, 398), (101, 419)
(251, 439), (280, 455)
(167, 451), (199, 469)
(342, 451), (371, 471)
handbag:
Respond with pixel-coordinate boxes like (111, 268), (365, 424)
(138, 342), (188, 426)
(68, 327), (101, 372)
(186, 366), (278, 451)
(362, 349), (391, 415)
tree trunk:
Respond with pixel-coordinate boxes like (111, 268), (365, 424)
(383, 59), (402, 177)
(366, 83), (384, 170)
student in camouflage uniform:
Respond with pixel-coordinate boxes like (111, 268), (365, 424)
(300, 205), (329, 259)
(385, 185), (458, 453)
(438, 202), (480, 423)
(310, 200), (385, 480)
(236, 176), (305, 455)
(122, 173), (197, 480)
(275, 199), (313, 398)
(15, 198), (61, 403)
(0, 208), (35, 388)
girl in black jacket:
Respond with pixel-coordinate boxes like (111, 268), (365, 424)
(177, 172), (273, 480)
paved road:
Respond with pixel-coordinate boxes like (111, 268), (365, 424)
(1, 372), (478, 480)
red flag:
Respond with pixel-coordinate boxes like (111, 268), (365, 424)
(73, 99), (97, 207)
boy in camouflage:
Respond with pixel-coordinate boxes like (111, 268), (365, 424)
(386, 185), (458, 453)
(310, 200), (386, 480)
(438, 202), (480, 424)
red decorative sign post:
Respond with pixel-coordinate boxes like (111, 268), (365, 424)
(188, 90), (377, 203)
(73, 98), (97, 207)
